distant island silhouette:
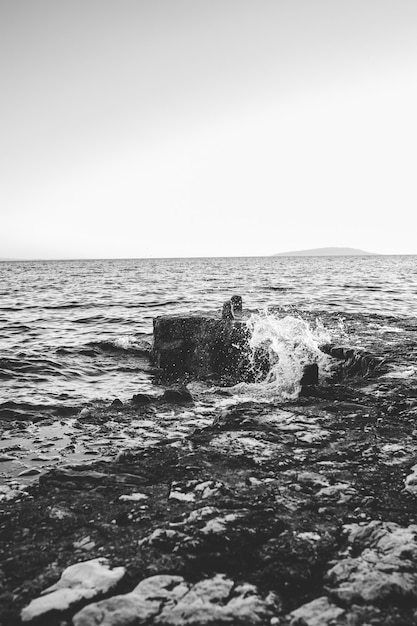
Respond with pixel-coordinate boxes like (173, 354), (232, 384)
(274, 247), (373, 257)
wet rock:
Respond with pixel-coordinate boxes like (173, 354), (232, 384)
(290, 596), (345, 626)
(0, 484), (29, 501)
(231, 295), (243, 313)
(155, 575), (276, 625)
(131, 393), (153, 406)
(222, 300), (235, 320)
(300, 363), (319, 387)
(73, 574), (278, 626)
(152, 314), (251, 381)
(162, 386), (194, 404)
(321, 344), (387, 379)
(47, 505), (75, 520)
(73, 574), (188, 626)
(21, 558), (125, 622)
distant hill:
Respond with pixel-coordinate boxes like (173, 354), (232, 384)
(273, 247), (373, 257)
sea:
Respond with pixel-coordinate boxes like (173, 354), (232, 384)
(0, 255), (416, 421)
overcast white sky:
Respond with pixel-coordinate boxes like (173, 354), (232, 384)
(1, 1), (417, 258)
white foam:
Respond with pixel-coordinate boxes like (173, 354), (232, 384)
(235, 312), (333, 400)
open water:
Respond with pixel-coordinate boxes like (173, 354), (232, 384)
(0, 255), (416, 422)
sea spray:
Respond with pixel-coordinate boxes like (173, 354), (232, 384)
(234, 311), (334, 399)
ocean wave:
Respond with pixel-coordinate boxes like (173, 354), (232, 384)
(86, 337), (152, 356)
(234, 312), (333, 400)
(0, 356), (64, 377)
(0, 400), (78, 421)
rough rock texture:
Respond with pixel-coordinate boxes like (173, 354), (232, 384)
(74, 573), (277, 626)
(326, 521), (417, 603)
(289, 596), (345, 626)
(21, 558), (125, 622)
(321, 344), (387, 380)
(152, 314), (252, 382)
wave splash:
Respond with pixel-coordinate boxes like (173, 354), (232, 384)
(238, 312), (334, 399)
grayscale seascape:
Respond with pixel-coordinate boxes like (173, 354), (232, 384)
(2, 1), (417, 624)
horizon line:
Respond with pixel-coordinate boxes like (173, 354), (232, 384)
(2, 252), (417, 262)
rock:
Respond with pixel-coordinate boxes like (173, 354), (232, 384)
(231, 295), (243, 314)
(222, 300), (235, 320)
(110, 398), (124, 408)
(152, 314), (251, 381)
(154, 575), (276, 625)
(73, 574), (188, 626)
(131, 393), (153, 406)
(162, 386), (194, 404)
(300, 363), (319, 387)
(326, 521), (417, 603)
(21, 558), (125, 622)
(320, 344), (387, 379)
(74, 573), (276, 626)
(290, 596), (345, 626)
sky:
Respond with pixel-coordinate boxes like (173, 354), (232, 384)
(1, 1), (417, 259)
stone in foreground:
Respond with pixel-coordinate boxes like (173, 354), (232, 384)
(73, 573), (277, 626)
(21, 558), (125, 622)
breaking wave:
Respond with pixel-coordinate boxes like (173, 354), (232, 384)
(238, 312), (334, 399)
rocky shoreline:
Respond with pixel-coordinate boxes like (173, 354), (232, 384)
(1, 311), (417, 625)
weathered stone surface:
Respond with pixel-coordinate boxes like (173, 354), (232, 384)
(73, 574), (276, 626)
(21, 558), (125, 622)
(222, 300), (235, 320)
(230, 295), (243, 313)
(73, 574), (188, 626)
(162, 386), (194, 404)
(290, 596), (345, 626)
(321, 344), (387, 379)
(152, 314), (252, 381)
(326, 521), (417, 603)
(300, 363), (319, 387)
